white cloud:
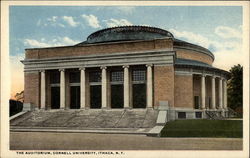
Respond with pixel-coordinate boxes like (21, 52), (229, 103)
(38, 16), (65, 28)
(58, 23), (65, 28)
(215, 26), (242, 39)
(213, 48), (243, 71)
(169, 28), (211, 48)
(62, 16), (79, 27)
(62, 37), (79, 45)
(104, 18), (133, 27)
(169, 28), (242, 71)
(82, 14), (101, 28)
(24, 39), (51, 47)
(24, 37), (80, 48)
(47, 16), (58, 22)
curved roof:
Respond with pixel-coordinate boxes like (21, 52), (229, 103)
(86, 25), (174, 43)
(75, 25), (214, 60)
(175, 58), (230, 77)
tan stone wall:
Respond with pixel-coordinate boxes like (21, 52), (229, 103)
(24, 72), (40, 108)
(175, 49), (213, 65)
(25, 39), (173, 59)
(174, 74), (193, 108)
(154, 65), (174, 107)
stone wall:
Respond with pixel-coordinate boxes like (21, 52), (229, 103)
(174, 74), (193, 108)
(25, 39), (173, 59)
(175, 49), (213, 65)
(24, 72), (40, 108)
(154, 65), (174, 107)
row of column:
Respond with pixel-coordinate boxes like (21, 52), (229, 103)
(40, 65), (153, 109)
(200, 75), (227, 110)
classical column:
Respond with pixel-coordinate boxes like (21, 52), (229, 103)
(223, 79), (228, 109)
(40, 70), (46, 109)
(211, 76), (216, 109)
(80, 68), (86, 109)
(146, 64), (153, 108)
(219, 78), (223, 109)
(123, 65), (130, 108)
(59, 69), (65, 109)
(101, 66), (107, 108)
(201, 74), (206, 109)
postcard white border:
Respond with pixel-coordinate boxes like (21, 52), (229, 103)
(1, 1), (249, 158)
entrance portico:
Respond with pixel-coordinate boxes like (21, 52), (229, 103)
(39, 63), (156, 109)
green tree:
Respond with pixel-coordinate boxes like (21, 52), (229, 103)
(227, 64), (243, 114)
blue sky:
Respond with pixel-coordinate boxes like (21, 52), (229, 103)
(9, 6), (243, 97)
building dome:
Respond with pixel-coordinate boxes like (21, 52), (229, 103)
(86, 25), (174, 43)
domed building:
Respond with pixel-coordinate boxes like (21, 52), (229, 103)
(22, 26), (229, 120)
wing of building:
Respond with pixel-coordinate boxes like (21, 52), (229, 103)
(21, 26), (230, 120)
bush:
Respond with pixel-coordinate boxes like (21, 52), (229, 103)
(9, 99), (23, 116)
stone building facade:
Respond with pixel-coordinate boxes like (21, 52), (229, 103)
(21, 26), (229, 120)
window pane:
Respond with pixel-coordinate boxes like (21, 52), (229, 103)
(111, 71), (124, 82)
(132, 70), (146, 81)
(195, 112), (202, 118)
(178, 112), (186, 119)
(50, 71), (60, 84)
(89, 71), (101, 82)
(69, 72), (80, 83)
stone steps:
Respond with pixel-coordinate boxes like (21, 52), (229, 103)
(10, 109), (158, 129)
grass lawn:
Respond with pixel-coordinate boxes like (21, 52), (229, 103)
(160, 119), (242, 138)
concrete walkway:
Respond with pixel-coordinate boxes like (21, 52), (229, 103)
(10, 132), (242, 150)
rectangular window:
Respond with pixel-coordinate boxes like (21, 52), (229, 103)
(132, 70), (146, 81)
(178, 112), (186, 119)
(89, 71), (101, 82)
(111, 71), (124, 82)
(195, 112), (202, 118)
(69, 72), (80, 83)
(50, 71), (60, 84)
(194, 96), (200, 109)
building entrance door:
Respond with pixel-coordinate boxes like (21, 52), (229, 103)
(51, 87), (60, 109)
(133, 84), (146, 108)
(70, 86), (80, 109)
(90, 85), (101, 108)
(111, 85), (124, 108)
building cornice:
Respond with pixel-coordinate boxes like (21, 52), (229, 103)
(175, 65), (230, 79)
(22, 49), (175, 72)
